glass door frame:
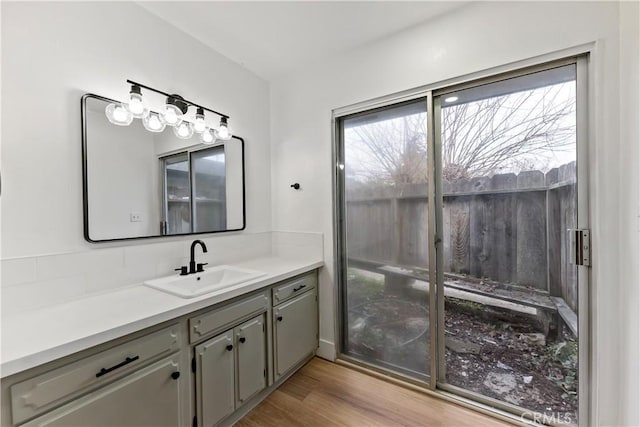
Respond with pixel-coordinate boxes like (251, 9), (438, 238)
(333, 53), (591, 425)
(431, 55), (590, 426)
(333, 96), (435, 388)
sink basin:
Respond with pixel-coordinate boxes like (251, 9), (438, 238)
(144, 265), (265, 298)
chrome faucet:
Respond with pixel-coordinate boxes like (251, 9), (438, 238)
(189, 239), (208, 274)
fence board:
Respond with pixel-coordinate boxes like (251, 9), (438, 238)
(345, 163), (577, 307)
(517, 171), (547, 288)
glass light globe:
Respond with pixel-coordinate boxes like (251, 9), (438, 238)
(214, 117), (232, 141)
(214, 126), (231, 140)
(159, 104), (183, 127)
(173, 121), (194, 139)
(200, 128), (215, 144)
(105, 103), (133, 126)
(142, 112), (166, 132)
(194, 116), (207, 133)
(126, 93), (149, 118)
(193, 108), (207, 133)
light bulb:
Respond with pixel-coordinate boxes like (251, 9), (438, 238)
(127, 93), (149, 118)
(114, 108), (128, 122)
(216, 126), (229, 140)
(214, 117), (232, 141)
(194, 107), (207, 133)
(143, 112), (166, 132)
(173, 121), (194, 139)
(159, 104), (183, 127)
(125, 85), (149, 118)
(105, 103), (133, 126)
(200, 128), (215, 144)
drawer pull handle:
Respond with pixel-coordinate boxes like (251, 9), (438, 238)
(226, 344), (234, 351)
(277, 316), (283, 322)
(96, 356), (139, 378)
(171, 371), (181, 380)
(239, 337), (246, 343)
(293, 284), (307, 292)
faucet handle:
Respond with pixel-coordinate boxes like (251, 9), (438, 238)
(196, 263), (208, 272)
(174, 266), (188, 276)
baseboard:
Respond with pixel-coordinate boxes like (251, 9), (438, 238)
(317, 339), (336, 361)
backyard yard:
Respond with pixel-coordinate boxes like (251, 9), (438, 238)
(345, 269), (578, 423)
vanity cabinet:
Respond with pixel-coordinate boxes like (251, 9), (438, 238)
(6, 324), (186, 427)
(194, 315), (267, 427)
(2, 269), (320, 427)
(22, 355), (184, 427)
(190, 291), (270, 427)
(273, 272), (318, 380)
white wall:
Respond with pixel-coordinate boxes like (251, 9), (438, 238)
(1, 1), (271, 258)
(0, 2), (273, 314)
(270, 1), (638, 425)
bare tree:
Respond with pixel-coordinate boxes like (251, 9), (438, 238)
(346, 114), (428, 186)
(345, 83), (575, 185)
(441, 84), (575, 180)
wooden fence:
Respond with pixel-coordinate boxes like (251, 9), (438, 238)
(345, 162), (578, 312)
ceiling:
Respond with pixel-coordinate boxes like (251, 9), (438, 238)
(139, 1), (468, 81)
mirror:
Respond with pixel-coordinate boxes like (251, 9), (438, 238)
(81, 94), (245, 242)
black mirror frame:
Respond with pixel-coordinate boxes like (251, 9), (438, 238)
(81, 93), (246, 243)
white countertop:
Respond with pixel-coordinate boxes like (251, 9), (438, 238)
(1, 256), (323, 378)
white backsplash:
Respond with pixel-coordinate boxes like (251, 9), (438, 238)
(272, 231), (323, 261)
(1, 231), (323, 316)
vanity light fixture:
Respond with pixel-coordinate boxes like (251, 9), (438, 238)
(105, 79), (232, 142)
(126, 84), (149, 118)
(173, 121), (195, 139)
(105, 102), (133, 126)
(159, 95), (187, 127)
(214, 116), (232, 141)
(143, 112), (166, 132)
(200, 129), (215, 144)
(193, 107), (207, 133)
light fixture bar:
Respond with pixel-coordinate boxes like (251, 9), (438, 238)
(125, 79), (230, 120)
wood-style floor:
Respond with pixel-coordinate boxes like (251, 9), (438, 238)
(235, 358), (515, 426)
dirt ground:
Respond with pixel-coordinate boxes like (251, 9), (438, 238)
(346, 269), (578, 424)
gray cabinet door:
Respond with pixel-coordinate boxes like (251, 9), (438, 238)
(23, 355), (183, 427)
(274, 289), (318, 379)
(195, 330), (235, 427)
(235, 315), (266, 405)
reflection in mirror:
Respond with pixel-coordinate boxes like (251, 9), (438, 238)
(163, 153), (191, 234)
(82, 94), (245, 242)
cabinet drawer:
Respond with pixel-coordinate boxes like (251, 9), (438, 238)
(190, 291), (269, 343)
(11, 324), (181, 425)
(272, 272), (317, 305)
(21, 354), (183, 427)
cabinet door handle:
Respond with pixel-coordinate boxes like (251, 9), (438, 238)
(239, 337), (246, 343)
(226, 344), (233, 351)
(293, 284), (306, 292)
(171, 371), (181, 380)
(277, 316), (283, 322)
(96, 355), (139, 378)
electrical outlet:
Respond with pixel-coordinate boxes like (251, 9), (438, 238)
(130, 212), (142, 222)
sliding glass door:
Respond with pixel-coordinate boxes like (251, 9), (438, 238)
(434, 62), (585, 425)
(161, 145), (228, 235)
(338, 99), (432, 381)
(336, 56), (589, 424)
